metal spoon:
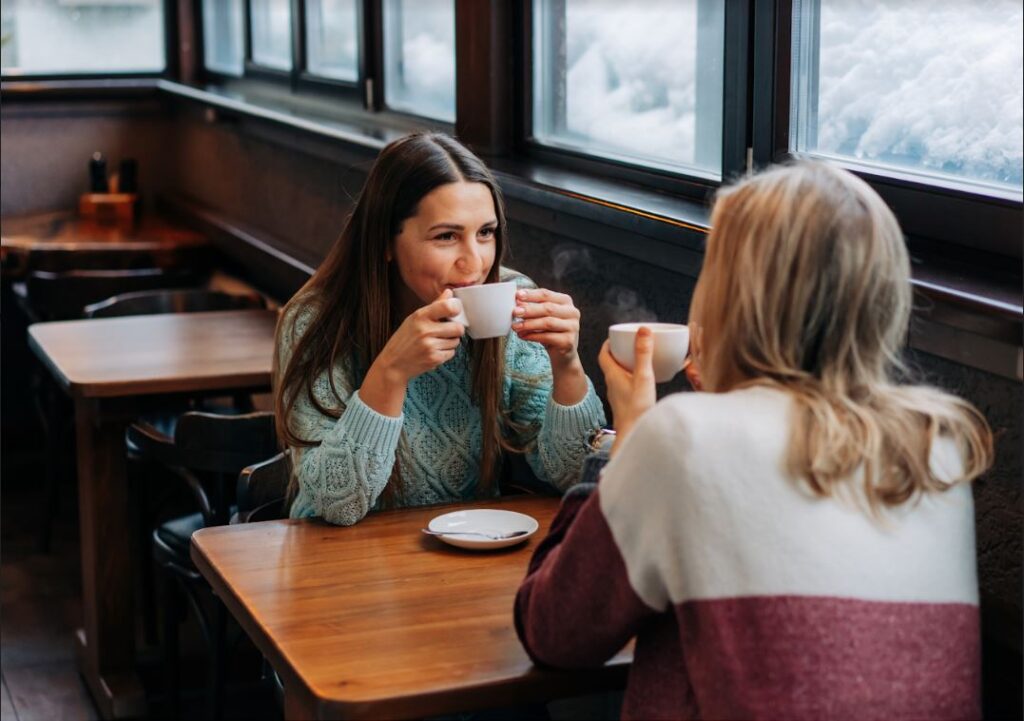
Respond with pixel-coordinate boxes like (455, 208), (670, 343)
(421, 528), (530, 540)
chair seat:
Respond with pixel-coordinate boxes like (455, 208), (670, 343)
(154, 508), (237, 566)
(154, 512), (206, 565)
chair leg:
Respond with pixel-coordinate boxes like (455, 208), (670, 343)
(133, 460), (158, 645)
(162, 569), (182, 719)
(209, 599), (228, 720)
(36, 382), (62, 553)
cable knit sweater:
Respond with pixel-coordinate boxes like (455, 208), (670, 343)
(278, 278), (606, 526)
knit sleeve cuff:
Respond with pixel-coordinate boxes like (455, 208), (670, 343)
(325, 390), (404, 452)
(545, 382), (605, 441)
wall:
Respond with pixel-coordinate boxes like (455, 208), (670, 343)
(0, 97), (171, 216)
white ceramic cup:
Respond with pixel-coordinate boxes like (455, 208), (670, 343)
(450, 281), (517, 339)
(608, 322), (690, 383)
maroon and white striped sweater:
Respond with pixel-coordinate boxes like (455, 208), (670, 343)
(515, 386), (980, 720)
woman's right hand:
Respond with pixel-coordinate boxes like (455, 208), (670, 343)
(360, 290), (465, 417)
(373, 289), (466, 384)
(598, 326), (657, 451)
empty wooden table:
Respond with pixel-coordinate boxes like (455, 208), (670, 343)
(191, 496), (632, 720)
(28, 309), (278, 719)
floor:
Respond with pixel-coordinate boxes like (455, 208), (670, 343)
(0, 445), (279, 721)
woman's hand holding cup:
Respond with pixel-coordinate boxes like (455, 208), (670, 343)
(512, 287), (582, 368)
(599, 327), (658, 449)
(373, 289), (466, 384)
(513, 287), (589, 405)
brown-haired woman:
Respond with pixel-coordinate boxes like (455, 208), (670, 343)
(515, 162), (993, 719)
(274, 133), (605, 526)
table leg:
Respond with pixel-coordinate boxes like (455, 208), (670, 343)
(73, 399), (147, 719)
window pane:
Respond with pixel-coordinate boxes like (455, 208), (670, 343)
(532, 0), (724, 179)
(383, 0), (455, 122)
(306, 0), (359, 82)
(251, 0), (293, 71)
(791, 0), (1024, 197)
(202, 0), (244, 76)
(1, 0), (165, 76)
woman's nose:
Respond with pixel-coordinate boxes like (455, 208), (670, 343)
(457, 244), (482, 272)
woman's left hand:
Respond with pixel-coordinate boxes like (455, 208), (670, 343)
(513, 288), (581, 369)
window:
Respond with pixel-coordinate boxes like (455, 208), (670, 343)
(0, 0), (165, 76)
(202, 0), (244, 77)
(383, 0), (456, 122)
(531, 0), (725, 180)
(305, 0), (360, 82)
(250, 0), (293, 71)
(790, 0), (1024, 200)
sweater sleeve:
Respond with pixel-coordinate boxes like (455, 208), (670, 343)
(278, 304), (404, 526)
(505, 334), (606, 493)
(514, 483), (656, 668)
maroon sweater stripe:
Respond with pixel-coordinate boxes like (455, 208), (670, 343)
(516, 488), (981, 721)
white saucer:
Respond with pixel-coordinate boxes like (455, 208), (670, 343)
(426, 509), (539, 550)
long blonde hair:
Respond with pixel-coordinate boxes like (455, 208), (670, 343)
(689, 161), (992, 511)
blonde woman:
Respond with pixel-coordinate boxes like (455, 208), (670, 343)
(515, 162), (992, 719)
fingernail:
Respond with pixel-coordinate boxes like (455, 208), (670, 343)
(514, 306), (525, 315)
(516, 290), (526, 298)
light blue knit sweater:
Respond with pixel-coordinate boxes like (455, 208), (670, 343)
(279, 283), (606, 526)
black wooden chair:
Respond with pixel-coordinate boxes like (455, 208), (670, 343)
(148, 411), (279, 720)
(233, 451), (291, 525)
(84, 287), (266, 319)
(234, 452), (291, 712)
(18, 266), (206, 322)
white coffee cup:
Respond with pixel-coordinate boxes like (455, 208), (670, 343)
(450, 281), (517, 339)
(608, 322), (690, 383)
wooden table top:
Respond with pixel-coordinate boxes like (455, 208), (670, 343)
(28, 309), (278, 399)
(1, 210), (207, 252)
(191, 496), (632, 720)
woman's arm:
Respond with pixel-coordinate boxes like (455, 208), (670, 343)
(288, 381), (404, 526)
(505, 335), (606, 492)
(515, 483), (655, 667)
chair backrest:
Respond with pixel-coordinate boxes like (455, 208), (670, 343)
(236, 452), (292, 523)
(173, 411), (279, 476)
(83, 288), (266, 318)
(24, 267), (206, 321)
(30, 248), (161, 273)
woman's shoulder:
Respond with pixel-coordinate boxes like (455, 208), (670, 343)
(640, 385), (793, 456)
(279, 293), (322, 343)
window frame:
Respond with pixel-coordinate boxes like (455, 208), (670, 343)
(0, 0), (177, 82)
(516, 0), (752, 202)
(753, 0), (1022, 260)
(196, 0), (456, 124)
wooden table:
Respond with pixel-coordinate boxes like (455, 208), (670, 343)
(28, 309), (279, 719)
(191, 496), (632, 720)
(1, 210), (208, 276)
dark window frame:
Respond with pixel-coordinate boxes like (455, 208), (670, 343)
(0, 0), (177, 82)
(514, 0), (753, 203)
(754, 0), (1022, 261)
(197, 0), (456, 124)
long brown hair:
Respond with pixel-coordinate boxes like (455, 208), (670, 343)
(689, 161), (992, 512)
(274, 133), (515, 506)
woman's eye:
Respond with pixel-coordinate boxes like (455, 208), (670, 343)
(433, 232), (457, 242)
(479, 227), (496, 239)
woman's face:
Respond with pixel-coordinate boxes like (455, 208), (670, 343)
(390, 181), (498, 314)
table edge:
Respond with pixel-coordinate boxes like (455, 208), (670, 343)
(190, 504), (633, 718)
